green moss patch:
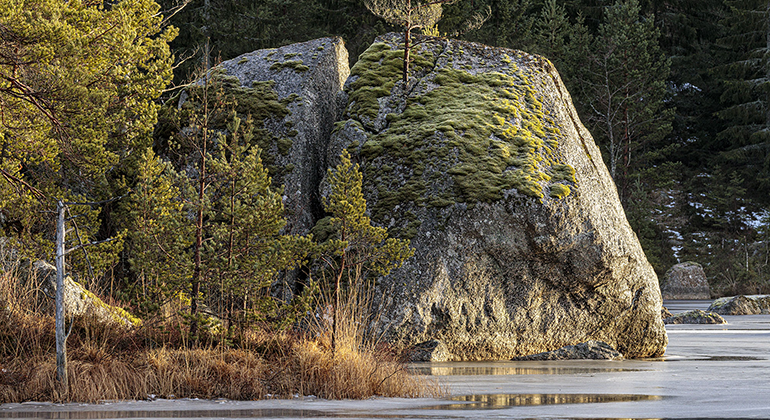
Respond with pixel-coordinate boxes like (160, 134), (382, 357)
(342, 40), (576, 233)
(158, 70), (298, 180)
(270, 60), (309, 73)
(347, 42), (436, 120)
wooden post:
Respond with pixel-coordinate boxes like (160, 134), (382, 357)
(55, 200), (68, 395)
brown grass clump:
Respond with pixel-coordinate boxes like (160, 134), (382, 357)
(0, 255), (442, 403)
(141, 348), (267, 400)
(288, 338), (438, 399)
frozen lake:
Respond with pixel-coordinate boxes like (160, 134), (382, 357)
(3, 300), (770, 419)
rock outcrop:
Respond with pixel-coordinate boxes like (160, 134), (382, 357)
(328, 34), (667, 360)
(661, 262), (710, 300)
(663, 309), (726, 324)
(512, 340), (623, 361)
(26, 261), (140, 328)
(708, 295), (770, 315)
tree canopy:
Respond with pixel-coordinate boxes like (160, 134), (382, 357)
(0, 0), (176, 276)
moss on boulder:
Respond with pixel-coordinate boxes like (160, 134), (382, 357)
(327, 34), (667, 360)
(663, 309), (726, 325)
(29, 260), (141, 328)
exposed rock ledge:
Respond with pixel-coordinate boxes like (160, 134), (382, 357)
(512, 341), (624, 361)
(664, 309), (726, 324)
(708, 295), (770, 315)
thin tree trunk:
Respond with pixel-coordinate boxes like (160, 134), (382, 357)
(225, 177), (235, 326)
(55, 200), (68, 396)
(190, 81), (209, 340)
(403, 0), (412, 83)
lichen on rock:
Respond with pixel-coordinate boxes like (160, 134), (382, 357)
(708, 295), (770, 315)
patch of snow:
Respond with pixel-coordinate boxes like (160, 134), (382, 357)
(672, 245), (683, 262)
(744, 209), (768, 230)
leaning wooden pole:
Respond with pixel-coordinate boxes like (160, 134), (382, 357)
(55, 200), (68, 395)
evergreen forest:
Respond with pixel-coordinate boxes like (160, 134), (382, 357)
(136, 0), (770, 296)
(1, 0), (770, 402)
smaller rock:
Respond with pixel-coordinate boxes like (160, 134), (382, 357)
(26, 260), (141, 328)
(663, 309), (726, 325)
(410, 340), (450, 362)
(708, 295), (770, 315)
(661, 306), (672, 319)
(512, 340), (623, 361)
(661, 262), (710, 300)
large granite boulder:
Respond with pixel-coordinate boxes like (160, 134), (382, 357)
(708, 295), (770, 315)
(661, 261), (710, 299)
(327, 34), (667, 360)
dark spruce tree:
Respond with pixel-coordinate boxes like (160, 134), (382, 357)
(714, 0), (770, 202)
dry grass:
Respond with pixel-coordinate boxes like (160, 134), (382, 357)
(0, 254), (442, 403)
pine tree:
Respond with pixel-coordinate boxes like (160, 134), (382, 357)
(121, 149), (193, 317)
(654, 0), (725, 168)
(529, 0), (593, 88)
(163, 72), (311, 337)
(0, 0), (175, 283)
(579, 0), (673, 201)
(206, 115), (311, 329)
(315, 150), (413, 352)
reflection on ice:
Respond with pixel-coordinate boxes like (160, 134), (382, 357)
(0, 408), (328, 419)
(411, 365), (641, 376)
(424, 393), (662, 409)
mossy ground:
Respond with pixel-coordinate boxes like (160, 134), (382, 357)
(341, 38), (576, 237)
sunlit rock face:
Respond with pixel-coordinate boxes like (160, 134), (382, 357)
(328, 33), (667, 360)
